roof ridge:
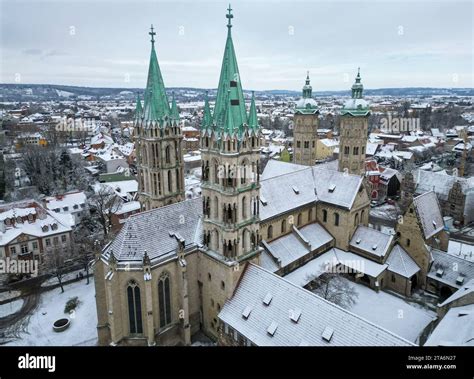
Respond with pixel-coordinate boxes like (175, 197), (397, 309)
(247, 261), (415, 345)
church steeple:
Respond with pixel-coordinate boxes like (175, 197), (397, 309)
(212, 5), (247, 137)
(248, 91), (258, 131)
(202, 91), (212, 129)
(142, 25), (171, 124)
(134, 93), (143, 120)
(170, 93), (179, 120)
(351, 67), (364, 99)
(302, 71), (312, 98)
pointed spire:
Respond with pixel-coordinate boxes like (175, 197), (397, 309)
(202, 91), (212, 129)
(302, 71), (312, 98)
(134, 93), (143, 120)
(170, 93), (179, 119)
(351, 68), (364, 99)
(248, 91), (258, 130)
(213, 5), (247, 137)
(142, 25), (171, 124)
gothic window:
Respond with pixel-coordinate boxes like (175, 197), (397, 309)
(304, 141), (309, 148)
(158, 273), (172, 328)
(165, 145), (171, 164)
(334, 213), (340, 226)
(127, 280), (143, 334)
(167, 171), (172, 193)
(281, 219), (287, 233)
(227, 140), (231, 151)
(354, 213), (359, 226)
(157, 173), (162, 195)
(353, 147), (359, 155)
(344, 146), (350, 155)
(323, 209), (327, 223)
(267, 225), (273, 239)
(297, 141), (301, 148)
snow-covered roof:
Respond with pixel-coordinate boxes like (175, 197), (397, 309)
(424, 303), (474, 346)
(218, 263), (412, 346)
(335, 249), (388, 278)
(44, 191), (87, 212)
(439, 279), (474, 308)
(350, 226), (393, 259)
(447, 240), (474, 263)
(103, 197), (202, 264)
(428, 249), (474, 290)
(115, 201), (141, 215)
(413, 191), (444, 240)
(386, 244), (420, 278)
(261, 160), (307, 180)
(263, 223), (333, 269)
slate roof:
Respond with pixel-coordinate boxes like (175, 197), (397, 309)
(218, 263), (413, 346)
(428, 249), (474, 289)
(261, 159), (307, 180)
(424, 303), (474, 346)
(349, 226), (393, 259)
(386, 244), (420, 278)
(415, 170), (474, 201)
(439, 279), (474, 307)
(263, 223), (333, 269)
(413, 191), (445, 239)
(103, 197), (202, 263)
(259, 164), (364, 221)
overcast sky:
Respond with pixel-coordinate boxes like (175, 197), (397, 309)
(1, 0), (472, 91)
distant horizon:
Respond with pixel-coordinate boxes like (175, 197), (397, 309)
(2, 82), (473, 94)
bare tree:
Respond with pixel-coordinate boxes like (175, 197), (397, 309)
(43, 245), (76, 293)
(307, 271), (359, 309)
(90, 184), (122, 236)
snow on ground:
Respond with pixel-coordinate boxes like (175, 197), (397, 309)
(332, 278), (436, 344)
(7, 279), (97, 346)
(41, 269), (89, 287)
(0, 299), (24, 318)
(369, 203), (399, 221)
(0, 290), (21, 302)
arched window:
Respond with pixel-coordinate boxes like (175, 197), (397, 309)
(323, 209), (327, 223)
(354, 213), (359, 226)
(361, 209), (365, 224)
(406, 238), (411, 247)
(297, 213), (302, 226)
(334, 213), (340, 226)
(158, 273), (172, 328)
(267, 225), (273, 239)
(242, 197), (247, 219)
(165, 145), (170, 164)
(281, 219), (287, 233)
(127, 280), (143, 334)
(167, 171), (172, 193)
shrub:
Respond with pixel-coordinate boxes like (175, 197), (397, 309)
(64, 296), (81, 314)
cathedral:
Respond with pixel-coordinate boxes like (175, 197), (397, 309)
(93, 6), (451, 347)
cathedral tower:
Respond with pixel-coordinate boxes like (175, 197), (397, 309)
(199, 6), (262, 338)
(293, 73), (319, 165)
(134, 26), (185, 211)
(338, 69), (370, 175)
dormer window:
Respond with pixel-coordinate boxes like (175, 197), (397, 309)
(42, 225), (49, 232)
(16, 216), (23, 224)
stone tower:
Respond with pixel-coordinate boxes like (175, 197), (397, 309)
(199, 6), (262, 338)
(293, 72), (319, 165)
(134, 26), (185, 211)
(338, 69), (370, 175)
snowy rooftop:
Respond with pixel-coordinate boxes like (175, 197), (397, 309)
(386, 244), (420, 278)
(428, 249), (474, 290)
(103, 197), (202, 264)
(218, 263), (413, 346)
(425, 303), (474, 346)
(413, 191), (445, 239)
(439, 279), (474, 308)
(44, 191), (87, 212)
(350, 226), (393, 259)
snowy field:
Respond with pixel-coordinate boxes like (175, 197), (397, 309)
(0, 299), (24, 318)
(337, 278), (436, 344)
(6, 279), (97, 346)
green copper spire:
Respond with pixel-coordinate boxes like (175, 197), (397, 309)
(340, 68), (370, 117)
(223, 91), (236, 136)
(351, 67), (363, 99)
(202, 91), (212, 129)
(212, 5), (247, 137)
(134, 93), (143, 120)
(248, 91), (258, 130)
(142, 25), (171, 124)
(170, 93), (179, 119)
(302, 71), (312, 98)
